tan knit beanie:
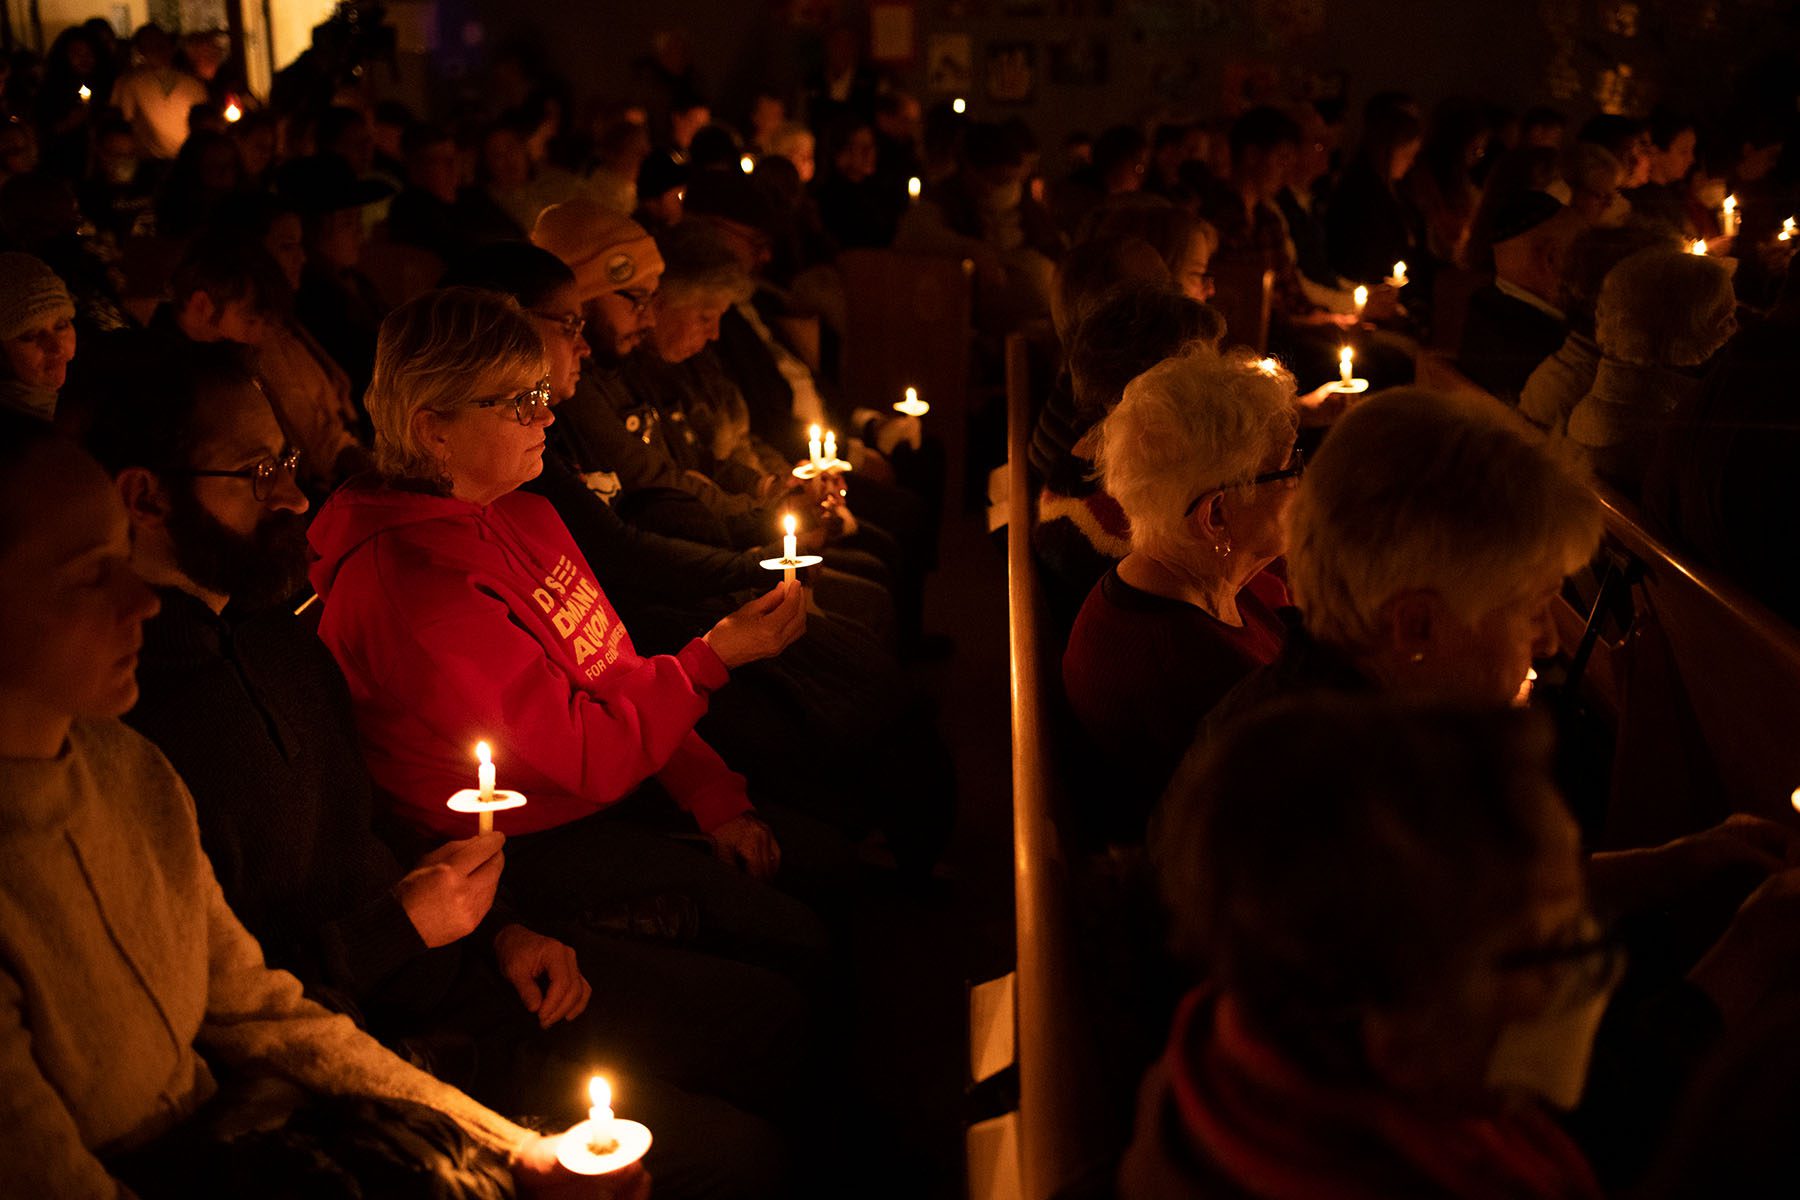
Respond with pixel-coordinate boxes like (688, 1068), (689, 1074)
(530, 200), (663, 302)
(0, 253), (76, 341)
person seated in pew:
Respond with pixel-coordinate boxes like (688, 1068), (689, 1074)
(1457, 191), (1584, 403)
(1128, 700), (1616, 1199)
(1062, 350), (1298, 841)
(80, 338), (800, 1198)
(0, 413), (638, 1200)
(1074, 196), (1222, 306)
(305, 287), (830, 980)
(1324, 97), (1426, 288)
(443, 240), (954, 872)
(1031, 281), (1223, 616)
(1196, 386), (1800, 1186)
(523, 201), (898, 643)
(1520, 220), (1682, 437)
(0, 250), (76, 421)
(1566, 247), (1737, 497)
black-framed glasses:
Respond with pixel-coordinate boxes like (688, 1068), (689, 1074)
(528, 310), (586, 339)
(473, 377), (554, 426)
(175, 448), (303, 501)
(611, 287), (657, 316)
(1183, 445), (1305, 516)
(1495, 923), (1626, 1000)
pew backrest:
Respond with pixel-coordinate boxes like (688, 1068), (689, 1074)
(1208, 254), (1274, 353)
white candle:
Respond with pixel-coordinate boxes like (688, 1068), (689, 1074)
(1721, 194), (1739, 237)
(476, 741), (495, 804)
(1338, 346), (1354, 386)
(895, 386), (930, 416)
(1391, 260), (1407, 285)
(1690, 238), (1708, 256)
(782, 514), (798, 583)
(908, 176), (922, 202)
(555, 1073), (651, 1175)
(589, 1076), (616, 1131)
(823, 430), (837, 464)
(1352, 285), (1368, 320)
(807, 424), (823, 468)
(1779, 217), (1796, 243)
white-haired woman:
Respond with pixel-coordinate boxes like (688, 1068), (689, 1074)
(1061, 349), (1300, 834)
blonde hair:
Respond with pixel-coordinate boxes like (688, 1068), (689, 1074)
(1596, 248), (1736, 367)
(1288, 388), (1603, 650)
(366, 287), (548, 486)
(1095, 348), (1298, 560)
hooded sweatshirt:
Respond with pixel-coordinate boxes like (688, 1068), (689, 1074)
(308, 479), (750, 839)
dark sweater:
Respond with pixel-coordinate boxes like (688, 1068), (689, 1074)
(124, 587), (460, 1019)
(1458, 284), (1567, 403)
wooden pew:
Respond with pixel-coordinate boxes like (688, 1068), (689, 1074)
(972, 332), (1106, 1199)
(1208, 254), (1274, 353)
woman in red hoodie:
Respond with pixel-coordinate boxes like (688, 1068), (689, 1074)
(309, 287), (818, 964)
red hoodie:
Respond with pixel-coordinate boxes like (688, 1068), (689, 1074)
(307, 480), (750, 839)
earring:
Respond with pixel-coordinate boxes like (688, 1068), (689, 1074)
(1214, 537), (1233, 557)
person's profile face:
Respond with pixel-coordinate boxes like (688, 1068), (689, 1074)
(0, 443), (159, 725)
(433, 369), (556, 501)
(590, 269), (662, 358)
(4, 314), (77, 390)
(651, 291), (730, 364)
(1435, 568), (1565, 707)
(528, 282), (591, 401)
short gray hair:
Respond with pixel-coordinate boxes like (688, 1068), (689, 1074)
(1095, 348), (1298, 559)
(1288, 388), (1603, 650)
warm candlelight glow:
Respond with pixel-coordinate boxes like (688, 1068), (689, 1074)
(448, 742), (525, 832)
(78, 84), (92, 103)
(588, 1076), (614, 1124)
(807, 423), (823, 468)
(1391, 260), (1407, 284)
(1779, 217), (1796, 243)
(1338, 346), (1354, 385)
(823, 429), (837, 463)
(475, 741), (495, 805)
(895, 385), (930, 416)
(740, 154), (755, 174)
(555, 1073), (650, 1175)
(1352, 285), (1368, 316)
(1690, 239), (1708, 256)
(1256, 357), (1279, 375)
(1791, 786), (1800, 814)
(224, 99), (242, 123)
(952, 97), (967, 115)
(1720, 194), (1739, 237)
(908, 176), (922, 199)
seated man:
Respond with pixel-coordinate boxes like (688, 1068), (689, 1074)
(83, 337), (796, 1198)
(0, 412), (631, 1200)
(1458, 191), (1582, 402)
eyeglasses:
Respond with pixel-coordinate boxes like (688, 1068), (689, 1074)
(175, 448), (303, 501)
(1183, 445), (1305, 516)
(473, 377), (554, 426)
(611, 287), (657, 316)
(529, 310), (586, 339)
(1495, 920), (1626, 1001)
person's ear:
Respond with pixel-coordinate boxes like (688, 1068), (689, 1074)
(114, 467), (171, 532)
(1382, 589), (1442, 662)
(411, 408), (453, 465)
(1187, 491), (1228, 546)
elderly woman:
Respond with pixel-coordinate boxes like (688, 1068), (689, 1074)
(307, 289), (823, 967)
(1061, 349), (1299, 832)
(0, 415), (626, 1199)
(1128, 699), (1613, 1197)
(0, 251), (76, 420)
(1566, 248), (1737, 495)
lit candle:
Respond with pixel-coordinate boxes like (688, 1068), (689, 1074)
(224, 99), (243, 123)
(1721, 194), (1739, 237)
(908, 176), (922, 202)
(78, 84), (92, 103)
(1779, 217), (1796, 243)
(1791, 786), (1800, 814)
(894, 385), (930, 416)
(1516, 666), (1539, 707)
(1256, 357), (1279, 376)
(952, 97), (967, 115)
(476, 741), (495, 805)
(1391, 260), (1408, 286)
(1690, 238), (1708, 256)
(740, 154), (755, 175)
(782, 513), (798, 583)
(822, 429), (837, 464)
(1338, 346), (1354, 386)
(554, 1074), (652, 1175)
(1352, 285), (1368, 320)
(807, 423), (823, 468)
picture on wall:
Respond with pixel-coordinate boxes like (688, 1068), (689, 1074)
(984, 41), (1037, 104)
(927, 32), (975, 94)
(1047, 35), (1109, 86)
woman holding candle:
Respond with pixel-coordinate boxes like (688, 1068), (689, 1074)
(307, 288), (826, 970)
(0, 415), (628, 1199)
(1060, 349), (1299, 840)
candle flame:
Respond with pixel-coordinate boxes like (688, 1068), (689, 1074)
(224, 100), (243, 123)
(740, 154), (755, 174)
(1353, 285), (1367, 308)
(1723, 194), (1737, 215)
(809, 423), (821, 442)
(476, 741), (491, 766)
(78, 84), (92, 102)
(1392, 260), (1406, 279)
(952, 97), (966, 115)
(1339, 346), (1353, 366)
(907, 176), (921, 198)
(589, 1075), (611, 1111)
(1256, 357), (1279, 375)
(905, 386), (918, 404)
(1690, 239), (1708, 255)
(1792, 787), (1800, 814)
(782, 512), (797, 536)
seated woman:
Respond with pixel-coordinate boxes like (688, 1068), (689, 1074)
(1566, 248), (1737, 497)
(0, 415), (624, 1199)
(307, 287), (823, 970)
(1062, 350), (1299, 838)
(1128, 698), (1611, 1197)
(0, 251), (76, 421)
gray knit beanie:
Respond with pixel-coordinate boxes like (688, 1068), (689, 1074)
(0, 253), (76, 342)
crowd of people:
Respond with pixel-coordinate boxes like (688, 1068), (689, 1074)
(1, 7), (1799, 1198)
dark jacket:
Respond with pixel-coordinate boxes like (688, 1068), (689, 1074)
(1458, 283), (1566, 403)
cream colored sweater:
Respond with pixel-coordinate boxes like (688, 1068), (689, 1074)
(0, 719), (531, 1199)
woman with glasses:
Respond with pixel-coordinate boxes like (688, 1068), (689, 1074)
(1129, 699), (1614, 1198)
(305, 288), (826, 972)
(1060, 349), (1299, 840)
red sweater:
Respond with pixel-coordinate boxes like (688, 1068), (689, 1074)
(307, 481), (750, 839)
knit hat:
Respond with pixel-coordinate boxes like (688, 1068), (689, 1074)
(0, 253), (75, 342)
(530, 199), (663, 301)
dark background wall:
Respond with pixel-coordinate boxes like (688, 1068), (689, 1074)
(452, 0), (1798, 159)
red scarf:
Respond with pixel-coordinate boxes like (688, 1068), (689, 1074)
(1164, 989), (1604, 1200)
